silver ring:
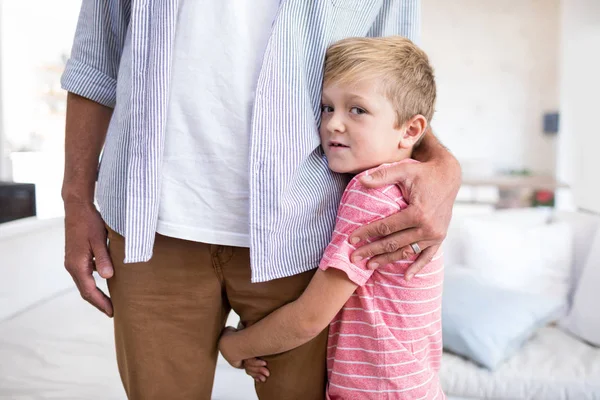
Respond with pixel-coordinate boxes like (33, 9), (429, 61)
(410, 242), (422, 255)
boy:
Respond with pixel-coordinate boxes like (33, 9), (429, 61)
(219, 36), (445, 399)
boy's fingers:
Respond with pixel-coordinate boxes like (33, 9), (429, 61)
(244, 358), (267, 367)
(245, 365), (270, 376)
(243, 357), (269, 382)
(247, 370), (267, 381)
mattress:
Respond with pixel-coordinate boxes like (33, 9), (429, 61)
(0, 286), (259, 400)
(0, 287), (472, 400)
(440, 325), (600, 400)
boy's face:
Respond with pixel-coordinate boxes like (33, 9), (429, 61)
(320, 79), (409, 174)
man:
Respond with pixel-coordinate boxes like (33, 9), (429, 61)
(61, 1), (461, 399)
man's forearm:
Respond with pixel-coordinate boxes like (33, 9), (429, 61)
(413, 129), (450, 163)
(62, 93), (113, 206)
(413, 129), (461, 183)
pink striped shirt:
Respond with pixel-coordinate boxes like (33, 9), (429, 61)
(319, 161), (445, 400)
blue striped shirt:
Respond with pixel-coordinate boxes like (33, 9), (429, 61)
(61, 0), (421, 282)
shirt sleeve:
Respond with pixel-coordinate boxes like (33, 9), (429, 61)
(367, 0), (422, 44)
(61, 0), (131, 108)
(319, 180), (403, 287)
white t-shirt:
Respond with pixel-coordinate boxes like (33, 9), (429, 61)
(157, 0), (280, 247)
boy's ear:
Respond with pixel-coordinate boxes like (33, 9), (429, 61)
(399, 115), (428, 149)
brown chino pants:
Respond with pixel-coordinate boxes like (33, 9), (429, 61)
(107, 228), (327, 400)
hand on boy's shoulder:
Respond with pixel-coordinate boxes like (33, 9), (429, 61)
(349, 158), (458, 279)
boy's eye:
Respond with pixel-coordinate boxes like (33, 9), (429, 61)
(321, 105), (334, 113)
(350, 107), (366, 115)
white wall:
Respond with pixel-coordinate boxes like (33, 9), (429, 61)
(557, 0), (600, 214)
(0, 1), (81, 215)
(422, 0), (560, 176)
(0, 1), (80, 155)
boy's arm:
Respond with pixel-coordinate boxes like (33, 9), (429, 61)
(220, 178), (395, 367)
(219, 268), (357, 366)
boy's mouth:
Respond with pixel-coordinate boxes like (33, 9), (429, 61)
(328, 140), (349, 148)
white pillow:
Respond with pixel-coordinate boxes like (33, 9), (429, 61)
(554, 210), (600, 296)
(562, 227), (600, 346)
(461, 217), (573, 305)
(443, 207), (553, 268)
(442, 268), (565, 369)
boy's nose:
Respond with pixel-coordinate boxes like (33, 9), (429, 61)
(326, 113), (346, 133)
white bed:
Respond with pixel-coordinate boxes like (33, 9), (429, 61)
(8, 216), (600, 399)
(0, 284), (476, 400)
(0, 284), (260, 400)
(1, 218), (476, 399)
(440, 326), (600, 400)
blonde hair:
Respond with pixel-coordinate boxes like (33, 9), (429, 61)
(323, 36), (436, 126)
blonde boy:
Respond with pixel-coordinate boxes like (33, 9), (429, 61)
(219, 36), (444, 399)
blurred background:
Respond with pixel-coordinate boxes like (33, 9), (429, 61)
(0, 0), (599, 399)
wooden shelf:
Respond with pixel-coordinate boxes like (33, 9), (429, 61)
(461, 176), (568, 191)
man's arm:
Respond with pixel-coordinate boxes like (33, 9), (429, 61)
(61, 0), (131, 108)
(350, 129), (461, 279)
(61, 0), (130, 317)
(62, 93), (112, 207)
(412, 128), (455, 164)
(361, 1), (461, 278)
(63, 93), (115, 316)
(368, 0), (421, 44)
(219, 268), (357, 365)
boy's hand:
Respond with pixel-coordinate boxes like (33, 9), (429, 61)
(243, 358), (270, 383)
(219, 327), (243, 368)
(349, 157), (460, 279)
(219, 326), (270, 382)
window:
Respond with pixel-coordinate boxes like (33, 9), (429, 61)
(0, 1), (81, 218)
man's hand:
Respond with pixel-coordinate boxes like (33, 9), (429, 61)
(349, 157), (461, 280)
(64, 201), (114, 317)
